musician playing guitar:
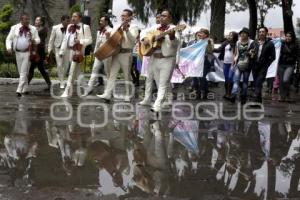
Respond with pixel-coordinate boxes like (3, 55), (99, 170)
(97, 9), (139, 102)
(139, 9), (181, 112)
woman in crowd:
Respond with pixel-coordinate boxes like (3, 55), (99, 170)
(278, 31), (298, 102)
(214, 31), (238, 99)
(228, 28), (255, 104)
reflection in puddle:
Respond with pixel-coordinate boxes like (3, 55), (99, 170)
(1, 101), (300, 199)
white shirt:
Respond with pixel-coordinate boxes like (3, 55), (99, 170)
(67, 32), (76, 48)
(223, 44), (234, 64)
(16, 34), (30, 51)
(257, 41), (265, 60)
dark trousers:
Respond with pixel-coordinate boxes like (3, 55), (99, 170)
(28, 48), (51, 86)
(193, 63), (210, 98)
(131, 56), (140, 86)
(278, 64), (294, 98)
(252, 67), (268, 102)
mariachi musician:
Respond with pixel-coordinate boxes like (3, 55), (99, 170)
(59, 12), (92, 98)
(6, 12), (40, 97)
(97, 9), (139, 102)
(139, 9), (181, 112)
(83, 15), (113, 96)
(48, 15), (71, 89)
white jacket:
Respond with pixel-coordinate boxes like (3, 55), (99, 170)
(6, 23), (40, 51)
(59, 23), (92, 56)
(112, 23), (139, 50)
(93, 26), (113, 54)
(141, 24), (181, 58)
(48, 23), (67, 53)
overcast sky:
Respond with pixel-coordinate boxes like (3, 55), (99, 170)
(112, 0), (300, 31)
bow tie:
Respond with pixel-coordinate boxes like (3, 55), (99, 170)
(68, 24), (80, 34)
(158, 25), (170, 32)
(99, 28), (106, 34)
(61, 27), (66, 33)
(19, 26), (30, 36)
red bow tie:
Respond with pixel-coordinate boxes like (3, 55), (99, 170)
(19, 26), (30, 36)
(158, 25), (170, 32)
(68, 24), (80, 34)
(99, 28), (106, 34)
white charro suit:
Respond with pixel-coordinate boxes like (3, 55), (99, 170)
(6, 23), (40, 94)
(48, 23), (70, 88)
(84, 26), (113, 94)
(98, 23), (139, 100)
(59, 23), (92, 97)
(140, 24), (181, 111)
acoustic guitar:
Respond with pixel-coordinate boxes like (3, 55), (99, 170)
(94, 28), (123, 61)
(140, 24), (186, 56)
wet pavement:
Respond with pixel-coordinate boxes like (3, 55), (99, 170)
(0, 82), (300, 200)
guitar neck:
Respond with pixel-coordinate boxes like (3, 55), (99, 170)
(160, 27), (177, 37)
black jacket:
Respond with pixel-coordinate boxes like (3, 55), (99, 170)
(279, 40), (298, 65)
(253, 38), (276, 71)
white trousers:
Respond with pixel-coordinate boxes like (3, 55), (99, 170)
(102, 53), (131, 98)
(63, 60), (81, 95)
(55, 47), (70, 84)
(144, 56), (175, 108)
(15, 51), (30, 93)
(87, 58), (106, 88)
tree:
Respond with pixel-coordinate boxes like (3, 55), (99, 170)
(210, 0), (226, 41)
(127, 0), (205, 25)
(0, 4), (14, 62)
(281, 0), (295, 35)
(247, 0), (258, 39)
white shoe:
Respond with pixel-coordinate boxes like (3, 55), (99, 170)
(97, 94), (111, 100)
(60, 89), (71, 98)
(138, 100), (151, 106)
(151, 105), (161, 112)
(60, 82), (65, 89)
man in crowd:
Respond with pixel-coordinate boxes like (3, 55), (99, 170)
(6, 12), (40, 97)
(97, 9), (139, 102)
(48, 15), (71, 89)
(252, 27), (275, 103)
(59, 12), (92, 98)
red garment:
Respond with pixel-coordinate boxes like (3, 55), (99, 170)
(98, 27), (106, 35)
(19, 26), (30, 36)
(68, 24), (80, 34)
(157, 24), (175, 40)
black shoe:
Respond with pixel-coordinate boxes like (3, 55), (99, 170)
(16, 92), (22, 97)
(227, 95), (236, 103)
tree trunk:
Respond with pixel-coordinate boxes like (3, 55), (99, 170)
(210, 0), (226, 42)
(281, 0), (295, 35)
(247, 0), (257, 40)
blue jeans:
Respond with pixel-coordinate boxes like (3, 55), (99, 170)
(231, 68), (250, 96)
(223, 63), (234, 82)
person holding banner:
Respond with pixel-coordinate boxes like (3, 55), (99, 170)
(252, 27), (275, 104)
(278, 32), (298, 102)
(214, 31), (238, 99)
(139, 9), (181, 112)
(228, 28), (255, 104)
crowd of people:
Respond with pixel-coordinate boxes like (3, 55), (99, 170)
(5, 9), (300, 110)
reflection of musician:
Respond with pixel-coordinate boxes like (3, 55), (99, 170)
(6, 12), (40, 97)
(83, 15), (113, 96)
(97, 9), (139, 102)
(28, 16), (52, 91)
(48, 15), (71, 89)
(139, 9), (181, 112)
(60, 12), (92, 98)
(132, 121), (171, 196)
(2, 101), (38, 186)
